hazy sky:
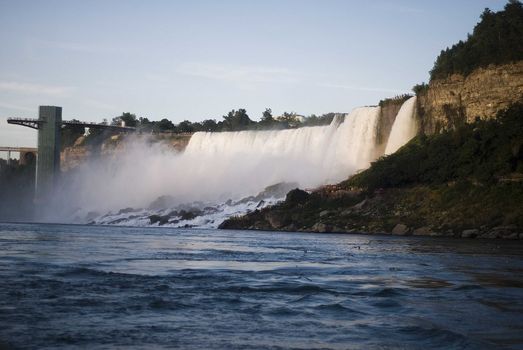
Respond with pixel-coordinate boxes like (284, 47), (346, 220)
(0, 0), (506, 147)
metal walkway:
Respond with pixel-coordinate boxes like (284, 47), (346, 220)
(7, 117), (136, 131)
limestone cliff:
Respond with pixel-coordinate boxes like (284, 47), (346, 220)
(417, 61), (523, 134)
(61, 133), (193, 172)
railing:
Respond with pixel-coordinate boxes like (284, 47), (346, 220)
(62, 120), (136, 131)
(7, 118), (42, 130)
(7, 117), (136, 131)
(6, 117), (42, 122)
(0, 147), (37, 152)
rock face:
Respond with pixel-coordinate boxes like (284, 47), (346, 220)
(61, 133), (193, 171)
(417, 61), (523, 134)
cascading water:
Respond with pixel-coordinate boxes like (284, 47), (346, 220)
(384, 96), (418, 155)
(184, 106), (381, 192)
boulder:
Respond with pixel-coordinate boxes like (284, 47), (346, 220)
(319, 210), (330, 218)
(311, 222), (332, 233)
(179, 209), (202, 221)
(491, 225), (518, 239)
(285, 188), (310, 205)
(256, 182), (299, 200)
(149, 215), (170, 226)
(461, 229), (479, 238)
(413, 227), (434, 236)
(392, 224), (409, 235)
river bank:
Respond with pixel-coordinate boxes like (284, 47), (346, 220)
(219, 182), (523, 239)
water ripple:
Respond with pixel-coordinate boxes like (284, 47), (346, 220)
(0, 223), (522, 349)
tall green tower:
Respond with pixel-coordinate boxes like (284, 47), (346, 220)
(35, 106), (62, 202)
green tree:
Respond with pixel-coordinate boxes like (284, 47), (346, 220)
(430, 0), (523, 80)
(156, 118), (175, 132)
(112, 112), (138, 127)
(222, 109), (254, 131)
(201, 119), (218, 131)
(138, 117), (153, 132)
(177, 120), (195, 133)
(258, 108), (276, 128)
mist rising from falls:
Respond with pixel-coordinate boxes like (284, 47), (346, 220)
(385, 96), (418, 155)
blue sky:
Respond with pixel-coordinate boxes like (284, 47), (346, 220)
(0, 0), (507, 147)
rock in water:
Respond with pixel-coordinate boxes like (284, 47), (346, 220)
(461, 229), (479, 238)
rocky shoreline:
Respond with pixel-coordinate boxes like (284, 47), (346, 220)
(219, 182), (523, 240)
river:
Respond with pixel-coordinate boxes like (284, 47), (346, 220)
(1, 223), (522, 349)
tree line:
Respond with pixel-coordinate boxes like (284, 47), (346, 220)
(430, 0), (523, 80)
(108, 108), (337, 133)
(60, 108), (339, 148)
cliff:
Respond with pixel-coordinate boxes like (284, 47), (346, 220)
(417, 61), (523, 134)
(61, 133), (193, 172)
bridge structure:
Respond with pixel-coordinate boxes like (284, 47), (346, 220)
(7, 106), (135, 201)
(0, 147), (38, 165)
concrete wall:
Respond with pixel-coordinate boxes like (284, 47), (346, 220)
(36, 106), (62, 201)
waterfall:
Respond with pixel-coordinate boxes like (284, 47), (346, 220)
(384, 96), (418, 155)
(184, 106), (381, 195)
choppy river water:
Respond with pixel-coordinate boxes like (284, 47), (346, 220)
(1, 223), (522, 349)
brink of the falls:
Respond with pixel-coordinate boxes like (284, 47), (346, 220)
(384, 96), (418, 155)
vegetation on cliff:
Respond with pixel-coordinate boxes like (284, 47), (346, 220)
(430, 0), (523, 80)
